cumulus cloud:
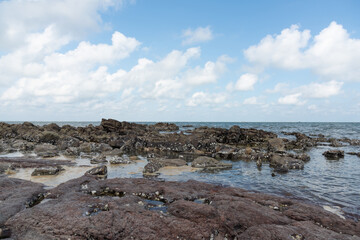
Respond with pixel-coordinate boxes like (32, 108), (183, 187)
(300, 80), (343, 98)
(183, 55), (230, 86)
(227, 73), (258, 91)
(243, 97), (258, 105)
(0, 0), (127, 51)
(278, 93), (305, 105)
(244, 22), (360, 82)
(186, 92), (226, 107)
(275, 80), (342, 106)
(182, 26), (213, 45)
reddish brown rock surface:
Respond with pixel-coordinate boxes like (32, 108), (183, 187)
(2, 175), (359, 240)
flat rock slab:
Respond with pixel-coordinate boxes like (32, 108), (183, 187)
(0, 176), (44, 226)
(0, 157), (75, 168)
(4, 176), (360, 239)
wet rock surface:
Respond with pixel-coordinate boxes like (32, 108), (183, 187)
(2, 175), (359, 240)
(0, 176), (44, 226)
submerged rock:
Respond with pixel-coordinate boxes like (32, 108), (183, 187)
(323, 150), (345, 159)
(191, 156), (232, 170)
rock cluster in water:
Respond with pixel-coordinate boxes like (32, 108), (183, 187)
(2, 118), (357, 176)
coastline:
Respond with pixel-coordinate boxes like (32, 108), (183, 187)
(1, 119), (360, 239)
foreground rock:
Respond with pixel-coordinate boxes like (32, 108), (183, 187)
(0, 176), (44, 226)
(3, 176), (359, 239)
(323, 150), (345, 159)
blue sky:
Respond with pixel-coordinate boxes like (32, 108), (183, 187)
(0, 0), (359, 122)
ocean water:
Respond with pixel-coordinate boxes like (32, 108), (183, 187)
(4, 121), (360, 219)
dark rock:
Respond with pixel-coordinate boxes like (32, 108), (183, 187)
(149, 122), (179, 132)
(101, 118), (123, 132)
(42, 123), (61, 132)
(323, 150), (345, 159)
(90, 155), (108, 164)
(191, 156), (232, 170)
(109, 156), (132, 164)
(347, 152), (360, 158)
(0, 157), (74, 169)
(270, 155), (304, 172)
(34, 143), (59, 158)
(85, 166), (107, 177)
(62, 147), (79, 157)
(143, 161), (162, 175)
(268, 138), (286, 152)
(31, 166), (64, 176)
(39, 131), (60, 144)
(0, 226), (11, 239)
(143, 158), (187, 176)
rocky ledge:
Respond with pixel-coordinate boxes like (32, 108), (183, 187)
(0, 172), (359, 239)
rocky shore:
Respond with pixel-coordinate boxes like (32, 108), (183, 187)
(1, 119), (360, 239)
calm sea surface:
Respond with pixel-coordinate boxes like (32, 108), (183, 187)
(5, 121), (360, 219)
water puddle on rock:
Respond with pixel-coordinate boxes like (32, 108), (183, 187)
(9, 165), (93, 188)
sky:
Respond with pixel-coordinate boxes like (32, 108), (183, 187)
(0, 0), (360, 122)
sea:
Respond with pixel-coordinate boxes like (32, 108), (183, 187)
(4, 121), (360, 220)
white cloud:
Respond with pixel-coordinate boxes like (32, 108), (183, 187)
(186, 92), (226, 107)
(244, 22), (360, 82)
(274, 80), (342, 106)
(0, 0), (126, 51)
(44, 31), (140, 71)
(300, 80), (343, 98)
(182, 26), (213, 45)
(0, 31), (140, 104)
(266, 83), (289, 93)
(229, 73), (258, 91)
(184, 55), (230, 86)
(245, 24), (310, 69)
(278, 93), (305, 105)
(243, 97), (258, 105)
